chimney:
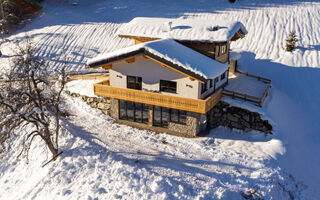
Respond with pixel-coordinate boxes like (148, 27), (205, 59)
(162, 21), (172, 32)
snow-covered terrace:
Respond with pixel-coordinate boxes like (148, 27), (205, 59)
(117, 17), (248, 42)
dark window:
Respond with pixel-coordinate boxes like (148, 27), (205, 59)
(170, 109), (186, 124)
(216, 45), (220, 57)
(119, 100), (149, 124)
(214, 77), (219, 83)
(153, 106), (165, 127)
(153, 107), (187, 127)
(179, 111), (187, 124)
(209, 79), (213, 88)
(126, 101), (134, 121)
(119, 100), (126, 120)
(221, 44), (227, 55)
(220, 72), (226, 80)
(127, 76), (142, 90)
(201, 82), (207, 94)
(170, 109), (179, 123)
(160, 80), (177, 93)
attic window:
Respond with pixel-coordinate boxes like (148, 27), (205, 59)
(208, 25), (219, 31)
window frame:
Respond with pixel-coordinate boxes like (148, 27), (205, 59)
(153, 107), (187, 127)
(221, 44), (227, 55)
(220, 71), (226, 80)
(160, 80), (177, 93)
(201, 81), (207, 94)
(119, 100), (149, 124)
(127, 75), (142, 90)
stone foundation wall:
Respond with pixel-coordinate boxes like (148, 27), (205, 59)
(67, 91), (110, 114)
(168, 112), (201, 137)
(109, 98), (119, 119)
(208, 101), (272, 133)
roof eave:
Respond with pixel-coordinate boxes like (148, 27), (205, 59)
(87, 48), (207, 83)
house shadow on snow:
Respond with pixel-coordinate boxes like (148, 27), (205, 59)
(236, 51), (320, 134)
(202, 127), (272, 142)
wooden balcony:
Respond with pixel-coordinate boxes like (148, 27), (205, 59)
(94, 80), (222, 114)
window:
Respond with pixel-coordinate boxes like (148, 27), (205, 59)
(170, 109), (186, 124)
(119, 100), (150, 124)
(220, 72), (226, 80)
(153, 107), (187, 127)
(214, 77), (219, 83)
(216, 45), (220, 57)
(221, 44), (227, 55)
(201, 82), (207, 94)
(160, 80), (177, 93)
(209, 79), (213, 88)
(127, 76), (142, 90)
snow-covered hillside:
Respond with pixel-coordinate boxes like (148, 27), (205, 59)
(1, 0), (320, 199)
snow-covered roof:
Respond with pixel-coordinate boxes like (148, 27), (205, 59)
(117, 17), (248, 42)
(87, 39), (228, 82)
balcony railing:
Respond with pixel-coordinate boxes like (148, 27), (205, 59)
(94, 80), (222, 114)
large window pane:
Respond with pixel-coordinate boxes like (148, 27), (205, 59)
(153, 106), (161, 127)
(142, 105), (149, 124)
(162, 107), (169, 128)
(119, 100), (126, 120)
(170, 109), (179, 123)
(179, 111), (187, 124)
(135, 103), (142, 123)
(126, 101), (134, 121)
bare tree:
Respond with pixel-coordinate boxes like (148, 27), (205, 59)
(0, 36), (67, 162)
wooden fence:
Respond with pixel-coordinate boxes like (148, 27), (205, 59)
(222, 84), (271, 107)
(236, 69), (271, 84)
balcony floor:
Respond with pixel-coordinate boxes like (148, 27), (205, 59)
(225, 73), (268, 99)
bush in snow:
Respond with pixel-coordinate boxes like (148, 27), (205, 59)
(285, 31), (299, 52)
(0, 35), (67, 162)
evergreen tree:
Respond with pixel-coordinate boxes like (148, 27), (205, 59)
(286, 31), (299, 52)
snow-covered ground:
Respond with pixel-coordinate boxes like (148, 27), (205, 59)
(1, 0), (320, 199)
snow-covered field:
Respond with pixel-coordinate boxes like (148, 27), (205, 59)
(1, 0), (320, 199)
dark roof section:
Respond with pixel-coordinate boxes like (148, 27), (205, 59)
(88, 48), (208, 82)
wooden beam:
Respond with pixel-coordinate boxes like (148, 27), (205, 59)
(126, 57), (135, 63)
(102, 64), (112, 70)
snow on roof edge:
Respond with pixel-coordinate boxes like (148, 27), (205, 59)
(117, 17), (248, 43)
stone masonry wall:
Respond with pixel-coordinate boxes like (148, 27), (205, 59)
(208, 101), (272, 133)
(168, 112), (201, 137)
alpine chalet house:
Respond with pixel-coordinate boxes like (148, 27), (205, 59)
(87, 17), (247, 137)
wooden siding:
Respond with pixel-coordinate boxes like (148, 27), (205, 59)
(94, 80), (222, 114)
(178, 41), (215, 59)
(214, 42), (230, 63)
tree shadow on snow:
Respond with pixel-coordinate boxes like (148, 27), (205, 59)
(60, 120), (263, 199)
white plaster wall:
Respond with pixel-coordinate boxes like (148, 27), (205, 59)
(109, 56), (200, 99)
